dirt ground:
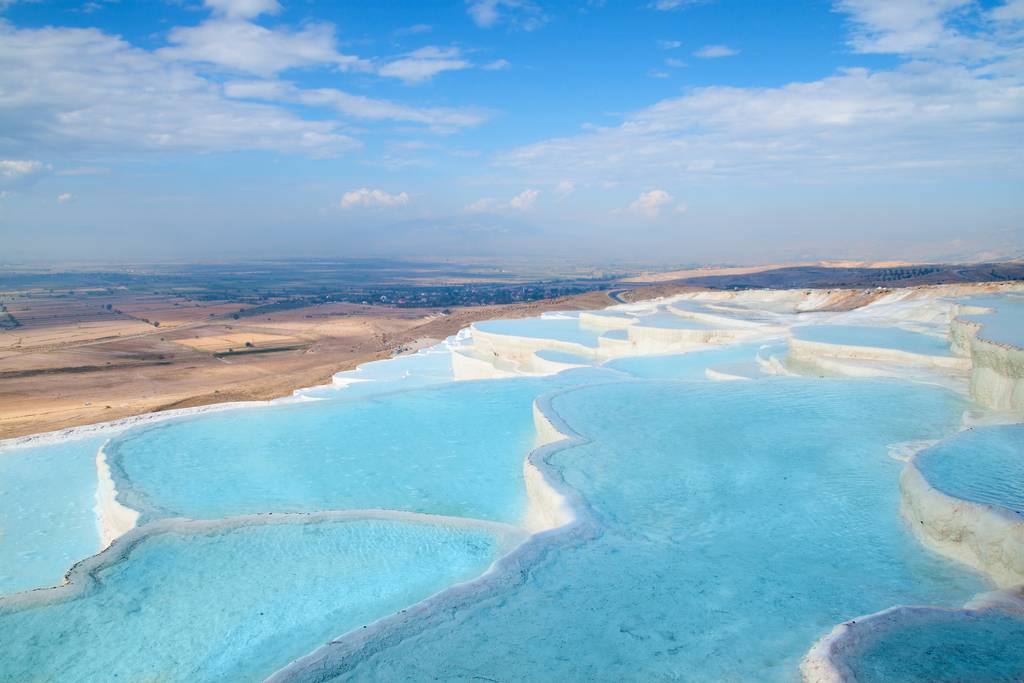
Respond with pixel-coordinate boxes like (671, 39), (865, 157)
(0, 290), (614, 439)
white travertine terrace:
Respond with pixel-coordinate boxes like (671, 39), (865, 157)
(787, 337), (969, 370)
(450, 346), (521, 380)
(623, 323), (755, 353)
(705, 367), (749, 381)
(900, 459), (1024, 588)
(577, 311), (636, 330)
(951, 309), (1024, 412)
(94, 443), (140, 549)
(470, 327), (601, 367)
(6, 281), (1024, 681)
(800, 586), (1024, 683)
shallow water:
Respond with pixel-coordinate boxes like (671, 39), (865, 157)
(793, 324), (953, 356)
(957, 295), (1024, 348)
(838, 610), (1024, 682)
(916, 424), (1024, 514)
(297, 345), (456, 400)
(0, 437), (104, 593)
(631, 311), (713, 329)
(333, 379), (985, 681)
(474, 317), (603, 347)
(534, 349), (595, 365)
(4, 293), (1022, 681)
(107, 374), (601, 524)
(605, 342), (769, 379)
(0, 517), (505, 682)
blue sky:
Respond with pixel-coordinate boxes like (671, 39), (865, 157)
(1, 0), (1022, 264)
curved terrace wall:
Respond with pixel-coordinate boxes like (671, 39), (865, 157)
(951, 307), (1024, 412)
(899, 461), (1024, 588)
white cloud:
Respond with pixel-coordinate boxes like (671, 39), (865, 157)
(553, 180), (575, 196)
(665, 57), (685, 68)
(657, 40), (682, 49)
(508, 188), (539, 210)
(0, 22), (358, 156)
(497, 9), (1024, 187)
(57, 192), (73, 203)
(393, 24), (433, 37)
(626, 189), (684, 218)
(466, 188), (539, 212)
(649, 0), (700, 10)
(835, 0), (972, 56)
(465, 197), (499, 212)
(467, 0), (547, 30)
(159, 20), (367, 76)
(992, 0), (1024, 22)
(378, 46), (472, 84)
(58, 166), (109, 176)
(204, 0), (280, 20)
(224, 80), (487, 130)
(694, 44), (739, 58)
(482, 58), (511, 70)
(339, 188), (410, 209)
(0, 159), (45, 177)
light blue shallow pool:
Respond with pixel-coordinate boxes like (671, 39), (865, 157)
(328, 379), (985, 681)
(957, 295), (1024, 349)
(298, 346), (456, 399)
(605, 342), (769, 379)
(631, 311), (713, 329)
(793, 324), (953, 356)
(535, 349), (594, 365)
(474, 317), (602, 347)
(0, 437), (104, 594)
(105, 372), (606, 524)
(836, 610), (1024, 682)
(916, 424), (1024, 514)
(0, 517), (505, 682)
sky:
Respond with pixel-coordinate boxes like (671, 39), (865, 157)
(1, 0), (1022, 265)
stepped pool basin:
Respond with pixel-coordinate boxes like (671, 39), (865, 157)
(474, 316), (603, 348)
(0, 436), (104, 593)
(0, 515), (512, 683)
(829, 608), (1024, 683)
(3, 286), (1023, 682)
(915, 424), (1024, 515)
(630, 311), (713, 329)
(605, 342), (772, 379)
(106, 372), (606, 525)
(957, 295), (1024, 348)
(319, 379), (986, 681)
(793, 324), (953, 356)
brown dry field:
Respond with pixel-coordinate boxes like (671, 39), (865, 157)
(0, 290), (613, 439)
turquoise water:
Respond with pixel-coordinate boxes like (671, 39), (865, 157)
(794, 324), (953, 356)
(330, 379), (985, 681)
(106, 372), (607, 524)
(0, 517), (504, 682)
(916, 425), (1024, 514)
(298, 346), (455, 399)
(606, 342), (769, 379)
(958, 295), (1024, 348)
(838, 610), (1024, 682)
(601, 328), (628, 341)
(535, 349), (594, 365)
(632, 311), (712, 329)
(475, 317), (602, 347)
(0, 437), (103, 594)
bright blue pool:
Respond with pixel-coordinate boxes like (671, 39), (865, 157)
(793, 324), (953, 356)
(916, 424), (1024, 514)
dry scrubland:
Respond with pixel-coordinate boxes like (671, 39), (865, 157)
(0, 288), (612, 438)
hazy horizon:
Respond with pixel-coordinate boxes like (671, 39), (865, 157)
(1, 0), (1022, 263)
